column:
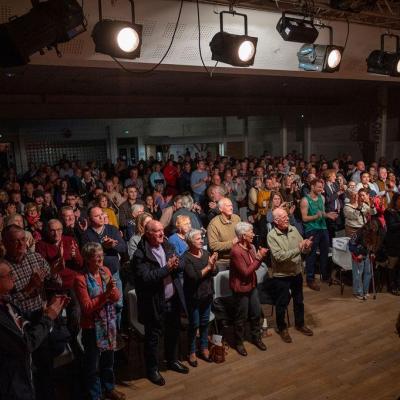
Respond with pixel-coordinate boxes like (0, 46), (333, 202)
(281, 116), (288, 156)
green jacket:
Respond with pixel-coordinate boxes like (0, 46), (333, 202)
(267, 225), (303, 277)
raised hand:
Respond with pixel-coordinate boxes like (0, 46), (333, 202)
(257, 247), (269, 259)
(167, 255), (179, 272)
(44, 296), (65, 320)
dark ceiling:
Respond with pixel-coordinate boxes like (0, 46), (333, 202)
(0, 64), (400, 119)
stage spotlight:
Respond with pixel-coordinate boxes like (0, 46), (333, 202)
(276, 13), (318, 44)
(298, 44), (343, 72)
(366, 34), (400, 77)
(92, 0), (142, 59)
(0, 0), (86, 68)
(210, 11), (258, 67)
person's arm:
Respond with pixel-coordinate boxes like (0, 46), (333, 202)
(191, 172), (204, 190)
(160, 206), (173, 228)
(248, 187), (258, 207)
(108, 226), (127, 254)
(22, 314), (54, 353)
(230, 246), (261, 279)
(184, 256), (203, 283)
(267, 231), (302, 263)
(118, 202), (129, 229)
(300, 197), (322, 222)
(132, 251), (170, 286)
(74, 274), (109, 316)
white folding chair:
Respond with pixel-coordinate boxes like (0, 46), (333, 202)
(332, 237), (352, 295)
(213, 270), (232, 299)
(127, 288), (145, 336)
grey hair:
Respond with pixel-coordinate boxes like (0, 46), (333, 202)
(217, 197), (232, 210)
(131, 203), (144, 213)
(181, 195), (194, 210)
(235, 222), (253, 239)
(185, 229), (202, 245)
(81, 242), (103, 260)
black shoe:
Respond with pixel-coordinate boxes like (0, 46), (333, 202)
(197, 351), (213, 363)
(168, 360), (189, 374)
(236, 343), (248, 356)
(147, 370), (165, 386)
(252, 337), (267, 351)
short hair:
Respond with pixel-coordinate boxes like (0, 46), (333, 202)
(235, 222), (253, 239)
(217, 197), (231, 209)
(135, 212), (152, 235)
(81, 242), (103, 260)
(131, 203), (144, 213)
(173, 195), (183, 204)
(181, 195), (194, 210)
(4, 213), (23, 227)
(176, 214), (190, 228)
(185, 229), (202, 245)
(60, 205), (74, 214)
(47, 219), (62, 227)
(126, 185), (137, 191)
(310, 178), (323, 187)
(2, 224), (25, 242)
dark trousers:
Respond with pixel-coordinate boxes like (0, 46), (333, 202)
(274, 273), (305, 331)
(143, 294), (181, 374)
(233, 288), (261, 344)
(82, 329), (115, 400)
(305, 229), (330, 282)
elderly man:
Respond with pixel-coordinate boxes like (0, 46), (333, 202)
(207, 198), (241, 264)
(3, 225), (63, 400)
(0, 258), (65, 400)
(132, 220), (188, 386)
(267, 208), (314, 343)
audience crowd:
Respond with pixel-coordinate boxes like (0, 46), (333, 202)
(1, 150), (400, 399)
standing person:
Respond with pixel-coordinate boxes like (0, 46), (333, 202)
(184, 229), (218, 367)
(230, 222), (268, 356)
(74, 242), (125, 400)
(267, 208), (314, 343)
(300, 179), (338, 290)
(168, 215), (191, 257)
(190, 160), (209, 206)
(324, 169), (341, 243)
(131, 220), (188, 386)
(0, 258), (65, 400)
(207, 198), (241, 268)
(118, 186), (143, 237)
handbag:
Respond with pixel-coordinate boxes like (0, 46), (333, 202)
(209, 335), (228, 364)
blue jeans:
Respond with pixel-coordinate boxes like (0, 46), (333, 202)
(112, 270), (123, 330)
(305, 229), (330, 282)
(82, 329), (115, 400)
(187, 301), (211, 354)
(352, 257), (371, 296)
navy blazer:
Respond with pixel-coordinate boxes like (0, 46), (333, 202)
(324, 182), (340, 212)
(0, 304), (53, 400)
(131, 238), (187, 325)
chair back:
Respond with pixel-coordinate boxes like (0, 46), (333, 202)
(332, 237), (352, 271)
(127, 289), (145, 335)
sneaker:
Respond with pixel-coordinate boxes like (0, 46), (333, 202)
(353, 294), (365, 301)
(364, 293), (370, 299)
(278, 328), (292, 343)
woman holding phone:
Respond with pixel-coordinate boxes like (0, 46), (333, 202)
(74, 242), (125, 400)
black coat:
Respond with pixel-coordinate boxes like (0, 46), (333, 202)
(384, 209), (400, 256)
(131, 238), (187, 325)
(0, 304), (53, 400)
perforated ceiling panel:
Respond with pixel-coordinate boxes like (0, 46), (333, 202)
(0, 4), (11, 23)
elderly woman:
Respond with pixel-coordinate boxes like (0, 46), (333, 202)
(184, 229), (218, 366)
(230, 222), (268, 356)
(168, 215), (192, 257)
(74, 242), (125, 400)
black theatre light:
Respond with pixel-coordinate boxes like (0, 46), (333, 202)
(209, 11), (258, 67)
(276, 13), (318, 44)
(0, 0), (86, 68)
(297, 26), (343, 72)
(92, 0), (142, 59)
(366, 34), (400, 77)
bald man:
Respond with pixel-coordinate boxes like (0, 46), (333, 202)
(267, 208), (314, 344)
(131, 220), (188, 386)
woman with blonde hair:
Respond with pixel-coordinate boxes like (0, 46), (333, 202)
(96, 194), (119, 228)
(168, 215), (192, 257)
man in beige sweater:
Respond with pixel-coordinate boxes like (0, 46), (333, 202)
(267, 208), (314, 343)
(207, 198), (241, 267)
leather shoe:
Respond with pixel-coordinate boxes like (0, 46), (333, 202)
(236, 343), (248, 356)
(296, 325), (314, 336)
(252, 337), (267, 351)
(188, 356), (198, 367)
(168, 360), (189, 374)
(278, 328), (293, 343)
(307, 280), (320, 291)
(197, 351), (213, 363)
(104, 389), (126, 400)
(147, 370), (165, 386)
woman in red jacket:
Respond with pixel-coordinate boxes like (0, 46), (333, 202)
(74, 242), (125, 400)
(230, 222), (268, 356)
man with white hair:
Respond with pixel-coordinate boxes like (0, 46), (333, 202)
(267, 208), (314, 344)
(207, 198), (241, 263)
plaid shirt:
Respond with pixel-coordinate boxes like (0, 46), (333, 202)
(7, 252), (61, 313)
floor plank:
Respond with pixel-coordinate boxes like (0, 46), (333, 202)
(118, 284), (400, 400)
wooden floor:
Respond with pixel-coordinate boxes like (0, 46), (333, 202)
(117, 284), (400, 400)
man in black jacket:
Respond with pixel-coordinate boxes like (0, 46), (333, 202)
(0, 258), (65, 400)
(131, 220), (188, 386)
